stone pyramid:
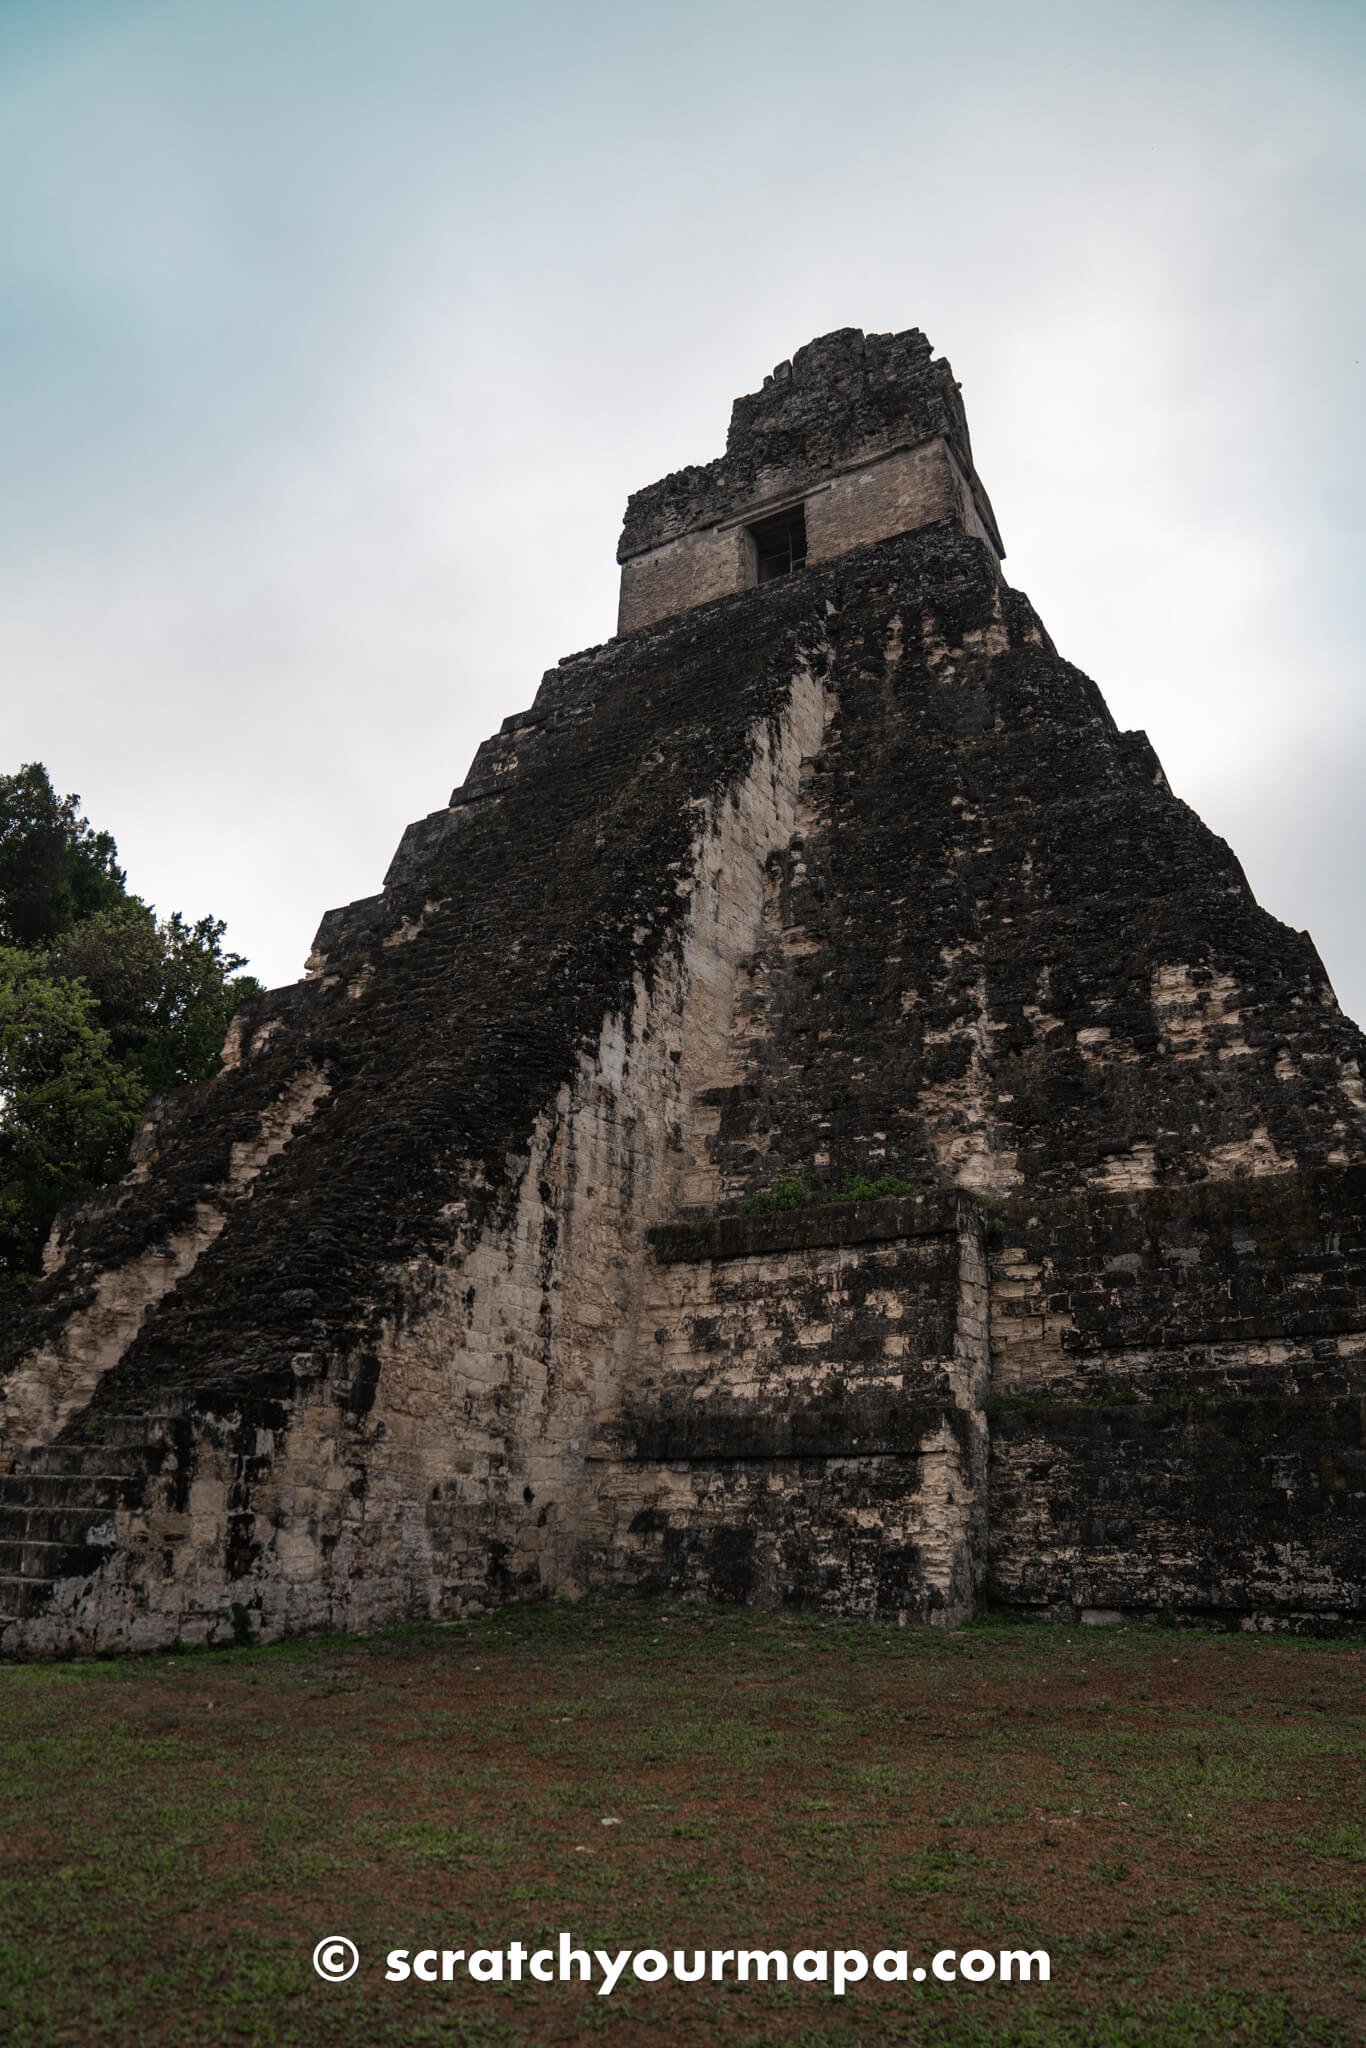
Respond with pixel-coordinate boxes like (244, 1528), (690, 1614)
(2, 327), (1362, 1653)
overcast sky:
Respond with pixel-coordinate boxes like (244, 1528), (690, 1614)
(3, 0), (1363, 1021)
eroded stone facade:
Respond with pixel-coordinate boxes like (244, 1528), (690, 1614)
(616, 328), (1003, 634)
(1, 327), (1362, 1654)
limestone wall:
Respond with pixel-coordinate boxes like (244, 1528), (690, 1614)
(617, 524), (752, 637)
(583, 1197), (988, 1622)
(989, 1390), (1365, 1622)
(984, 1170), (1366, 1622)
(805, 441), (962, 567)
(617, 438), (975, 636)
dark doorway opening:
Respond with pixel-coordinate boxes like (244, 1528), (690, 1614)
(750, 506), (808, 584)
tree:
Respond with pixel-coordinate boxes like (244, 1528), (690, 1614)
(0, 949), (146, 1278)
(48, 903), (256, 1094)
(0, 764), (125, 946)
(0, 765), (262, 1286)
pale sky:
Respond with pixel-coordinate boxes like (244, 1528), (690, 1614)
(3, 1), (1363, 1018)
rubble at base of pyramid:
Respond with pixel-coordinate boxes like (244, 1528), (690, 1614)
(2, 328), (1363, 1656)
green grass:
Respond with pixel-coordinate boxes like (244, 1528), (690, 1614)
(0, 1604), (1361, 2046)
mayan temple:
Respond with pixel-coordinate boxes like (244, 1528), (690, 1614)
(2, 326), (1363, 1653)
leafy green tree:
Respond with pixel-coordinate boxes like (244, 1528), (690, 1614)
(0, 764), (125, 946)
(0, 949), (146, 1278)
(0, 764), (262, 1286)
(48, 903), (257, 1094)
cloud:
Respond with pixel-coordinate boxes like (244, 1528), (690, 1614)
(0, 0), (1362, 1021)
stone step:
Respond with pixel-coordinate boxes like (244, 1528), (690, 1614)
(0, 1415), (182, 1635)
(80, 1413), (183, 1450)
(22, 1441), (151, 1478)
(0, 1471), (140, 1510)
(0, 1418), (171, 1624)
(0, 1575), (56, 1621)
(0, 1536), (110, 1580)
(1, 1504), (124, 1547)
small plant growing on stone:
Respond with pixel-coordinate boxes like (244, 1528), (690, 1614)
(743, 1167), (921, 1213)
(743, 1168), (810, 1215)
(833, 1173), (917, 1203)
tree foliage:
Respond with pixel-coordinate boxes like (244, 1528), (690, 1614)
(0, 765), (261, 1285)
(0, 950), (146, 1277)
(48, 903), (250, 1095)
(0, 764), (125, 946)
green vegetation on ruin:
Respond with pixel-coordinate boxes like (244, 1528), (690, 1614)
(743, 1169), (920, 1216)
(0, 1603), (1360, 2047)
(0, 764), (260, 1291)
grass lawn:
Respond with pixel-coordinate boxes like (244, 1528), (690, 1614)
(0, 1603), (1361, 2047)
